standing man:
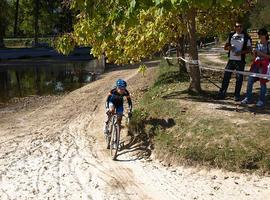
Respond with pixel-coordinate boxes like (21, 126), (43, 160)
(216, 22), (252, 101)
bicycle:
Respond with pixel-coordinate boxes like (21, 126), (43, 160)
(105, 112), (130, 160)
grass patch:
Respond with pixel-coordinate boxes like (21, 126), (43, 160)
(219, 53), (227, 61)
(130, 58), (270, 174)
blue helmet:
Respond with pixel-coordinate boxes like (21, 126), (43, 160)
(116, 79), (127, 88)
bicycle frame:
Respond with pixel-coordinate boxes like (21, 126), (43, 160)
(104, 112), (130, 160)
(105, 113), (121, 160)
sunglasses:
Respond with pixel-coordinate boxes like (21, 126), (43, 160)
(235, 25), (242, 28)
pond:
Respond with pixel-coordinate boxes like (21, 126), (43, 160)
(0, 59), (105, 103)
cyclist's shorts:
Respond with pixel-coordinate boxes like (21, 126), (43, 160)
(109, 102), (123, 114)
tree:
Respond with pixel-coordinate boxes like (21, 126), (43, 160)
(0, 0), (10, 47)
(56, 0), (256, 93)
(13, 0), (19, 36)
(249, 0), (270, 29)
(6, 0), (75, 38)
(34, 0), (40, 45)
(151, 0), (256, 92)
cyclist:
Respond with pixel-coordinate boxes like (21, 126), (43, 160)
(103, 79), (132, 135)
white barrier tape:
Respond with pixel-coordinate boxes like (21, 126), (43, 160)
(164, 56), (189, 62)
(164, 56), (270, 80)
(164, 56), (199, 65)
(201, 66), (270, 80)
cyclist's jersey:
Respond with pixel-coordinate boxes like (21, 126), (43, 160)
(106, 88), (132, 110)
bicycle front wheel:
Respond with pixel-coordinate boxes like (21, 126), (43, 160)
(105, 121), (113, 149)
(110, 124), (120, 160)
(105, 133), (111, 150)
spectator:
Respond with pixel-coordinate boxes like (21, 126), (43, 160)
(241, 28), (270, 107)
(216, 22), (252, 101)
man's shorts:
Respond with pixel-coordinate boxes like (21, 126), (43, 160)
(109, 102), (123, 114)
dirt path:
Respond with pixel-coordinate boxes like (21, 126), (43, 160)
(199, 46), (227, 66)
(1, 62), (270, 200)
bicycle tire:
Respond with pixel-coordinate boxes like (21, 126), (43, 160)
(105, 133), (111, 150)
(105, 119), (113, 149)
(110, 123), (120, 160)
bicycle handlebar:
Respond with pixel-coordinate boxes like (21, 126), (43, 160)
(107, 111), (132, 119)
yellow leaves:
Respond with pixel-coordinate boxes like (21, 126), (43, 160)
(139, 8), (156, 24)
(54, 34), (75, 55)
(57, 3), (186, 65)
(159, 32), (166, 42)
(138, 64), (148, 77)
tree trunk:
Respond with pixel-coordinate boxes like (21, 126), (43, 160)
(35, 66), (41, 95)
(0, 0), (8, 48)
(0, 17), (5, 48)
(0, 70), (9, 100)
(0, 30), (4, 48)
(15, 71), (22, 97)
(67, 10), (73, 32)
(186, 9), (202, 93)
(13, 0), (19, 37)
(34, 0), (40, 46)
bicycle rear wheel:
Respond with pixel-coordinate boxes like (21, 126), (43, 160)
(110, 124), (120, 160)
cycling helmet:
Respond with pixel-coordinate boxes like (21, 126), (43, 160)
(116, 79), (127, 88)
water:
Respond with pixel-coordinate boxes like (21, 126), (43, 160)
(0, 59), (105, 102)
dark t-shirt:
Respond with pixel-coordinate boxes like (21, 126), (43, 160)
(106, 88), (131, 108)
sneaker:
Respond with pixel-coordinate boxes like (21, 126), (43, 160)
(241, 97), (251, 104)
(256, 100), (264, 107)
(215, 92), (225, 100)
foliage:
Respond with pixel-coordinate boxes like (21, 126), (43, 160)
(0, 0), (11, 47)
(56, 0), (255, 63)
(54, 33), (75, 55)
(68, 6), (184, 64)
(0, 0), (12, 30)
(4, 0), (75, 37)
(137, 64), (147, 77)
(197, 5), (254, 36)
(249, 0), (270, 29)
(54, 0), (256, 93)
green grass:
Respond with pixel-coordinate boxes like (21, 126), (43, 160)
(219, 53), (228, 61)
(130, 59), (270, 174)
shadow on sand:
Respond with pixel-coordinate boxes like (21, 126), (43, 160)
(115, 117), (175, 162)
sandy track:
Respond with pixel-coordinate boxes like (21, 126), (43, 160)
(1, 63), (270, 200)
